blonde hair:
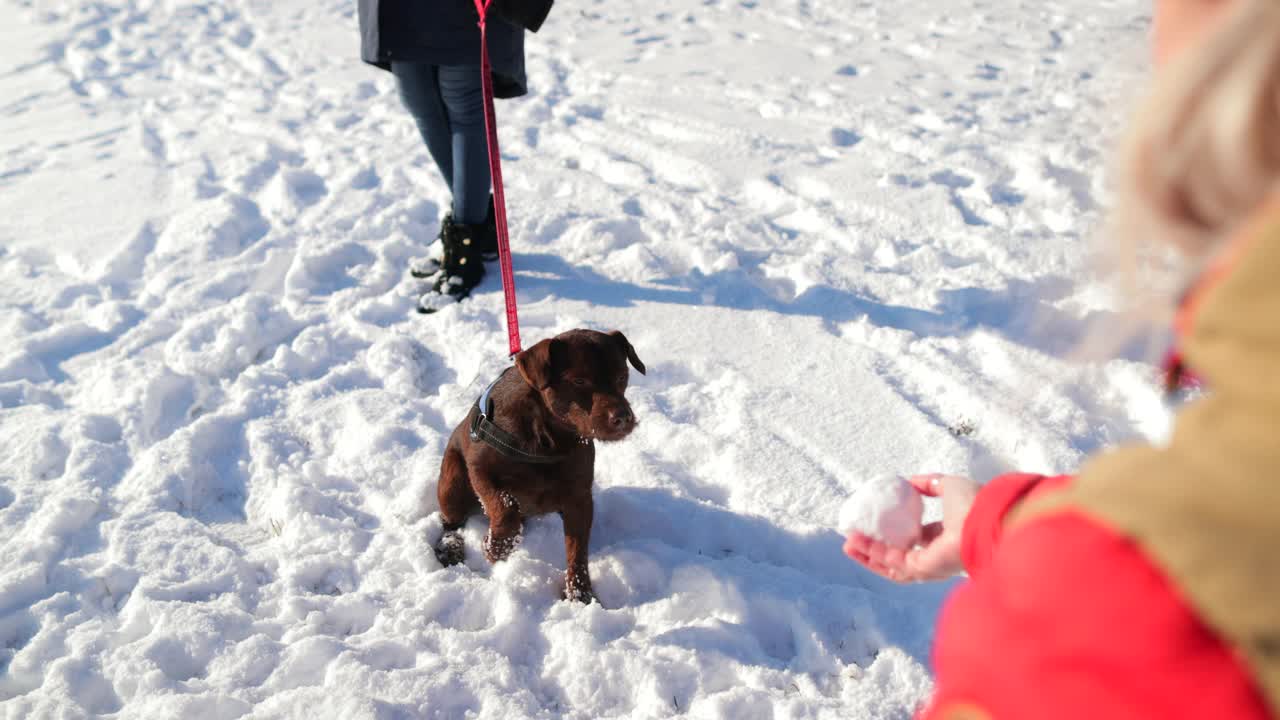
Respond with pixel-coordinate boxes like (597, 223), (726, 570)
(1111, 0), (1280, 277)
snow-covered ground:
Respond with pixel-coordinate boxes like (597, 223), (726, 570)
(1, 0), (1166, 717)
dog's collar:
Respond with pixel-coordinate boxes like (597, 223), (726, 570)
(469, 369), (587, 464)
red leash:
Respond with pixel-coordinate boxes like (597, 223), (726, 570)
(474, 0), (522, 356)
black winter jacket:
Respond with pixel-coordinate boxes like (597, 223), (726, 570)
(358, 0), (530, 98)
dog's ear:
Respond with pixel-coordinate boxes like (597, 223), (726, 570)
(516, 338), (558, 390)
(609, 330), (646, 375)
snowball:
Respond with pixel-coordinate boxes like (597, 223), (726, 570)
(838, 475), (924, 549)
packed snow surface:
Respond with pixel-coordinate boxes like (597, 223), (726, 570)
(0, 0), (1168, 718)
(838, 476), (924, 550)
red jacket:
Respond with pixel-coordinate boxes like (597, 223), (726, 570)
(919, 473), (1270, 719)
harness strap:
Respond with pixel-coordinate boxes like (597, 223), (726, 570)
(468, 371), (577, 464)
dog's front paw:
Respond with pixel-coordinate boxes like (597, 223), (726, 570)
(435, 530), (465, 567)
(562, 571), (596, 604)
(483, 530), (520, 563)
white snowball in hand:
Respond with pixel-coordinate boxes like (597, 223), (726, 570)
(838, 475), (924, 549)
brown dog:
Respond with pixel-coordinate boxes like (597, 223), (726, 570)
(433, 329), (645, 602)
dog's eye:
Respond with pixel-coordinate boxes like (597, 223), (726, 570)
(570, 377), (590, 388)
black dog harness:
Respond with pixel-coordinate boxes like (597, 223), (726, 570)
(468, 370), (585, 464)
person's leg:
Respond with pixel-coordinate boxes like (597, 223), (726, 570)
(391, 61), (454, 190)
(412, 65), (495, 312)
(436, 65), (492, 225)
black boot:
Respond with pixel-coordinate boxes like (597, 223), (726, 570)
(408, 197), (498, 278)
(409, 215), (450, 279)
(474, 199), (499, 262)
(417, 217), (486, 314)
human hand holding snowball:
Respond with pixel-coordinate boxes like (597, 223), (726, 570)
(841, 474), (980, 583)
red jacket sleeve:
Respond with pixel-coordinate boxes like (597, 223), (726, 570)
(959, 473), (1072, 577)
(921, 510), (1269, 720)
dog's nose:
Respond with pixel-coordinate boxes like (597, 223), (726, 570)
(608, 407), (634, 429)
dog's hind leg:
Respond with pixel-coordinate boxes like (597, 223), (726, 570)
(434, 529), (465, 567)
(435, 444), (477, 567)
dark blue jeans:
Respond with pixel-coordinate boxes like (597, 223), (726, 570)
(391, 62), (491, 225)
